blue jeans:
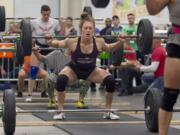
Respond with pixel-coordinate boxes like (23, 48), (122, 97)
(142, 73), (154, 85)
(148, 77), (164, 91)
(142, 73), (164, 91)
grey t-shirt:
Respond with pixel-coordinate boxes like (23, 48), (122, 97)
(43, 50), (70, 74)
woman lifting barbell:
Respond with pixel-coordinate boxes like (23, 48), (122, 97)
(45, 12), (125, 120)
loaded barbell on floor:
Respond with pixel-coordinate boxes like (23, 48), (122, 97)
(2, 88), (180, 135)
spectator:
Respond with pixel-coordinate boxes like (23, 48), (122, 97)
(65, 16), (77, 36)
(17, 56), (48, 99)
(27, 5), (62, 101)
(136, 39), (166, 91)
(109, 15), (123, 81)
(123, 13), (144, 64)
(100, 18), (112, 36)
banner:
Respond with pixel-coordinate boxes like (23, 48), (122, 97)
(112, 0), (148, 21)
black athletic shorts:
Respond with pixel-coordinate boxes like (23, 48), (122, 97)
(67, 61), (96, 80)
(166, 43), (180, 59)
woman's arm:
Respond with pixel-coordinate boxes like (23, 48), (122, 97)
(102, 41), (123, 52)
(101, 35), (125, 52)
(146, 0), (170, 15)
(46, 38), (68, 48)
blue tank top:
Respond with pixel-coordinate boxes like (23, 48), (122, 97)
(71, 37), (99, 70)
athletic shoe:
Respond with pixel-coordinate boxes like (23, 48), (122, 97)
(103, 112), (120, 120)
(25, 95), (32, 102)
(53, 113), (66, 120)
(17, 92), (23, 97)
(48, 100), (57, 109)
(41, 91), (48, 97)
(76, 99), (87, 109)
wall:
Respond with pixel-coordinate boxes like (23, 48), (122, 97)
(85, 0), (170, 27)
(60, 0), (86, 33)
(60, 0), (85, 18)
(14, 0), (60, 18)
(0, 0), (171, 30)
(85, 0), (113, 20)
(0, 0), (14, 17)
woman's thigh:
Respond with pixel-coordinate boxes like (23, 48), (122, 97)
(164, 57), (180, 89)
(87, 67), (110, 83)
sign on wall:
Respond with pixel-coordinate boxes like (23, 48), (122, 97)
(112, 0), (148, 21)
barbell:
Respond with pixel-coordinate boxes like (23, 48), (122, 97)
(0, 17), (168, 66)
(2, 87), (180, 135)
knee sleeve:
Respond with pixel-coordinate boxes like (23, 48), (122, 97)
(103, 75), (115, 93)
(29, 66), (39, 80)
(56, 74), (69, 92)
(161, 87), (179, 112)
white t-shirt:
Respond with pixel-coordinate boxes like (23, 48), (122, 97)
(31, 18), (60, 44)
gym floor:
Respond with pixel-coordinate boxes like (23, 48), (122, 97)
(1, 88), (180, 135)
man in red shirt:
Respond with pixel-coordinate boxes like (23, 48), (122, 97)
(123, 41), (137, 61)
(137, 39), (166, 91)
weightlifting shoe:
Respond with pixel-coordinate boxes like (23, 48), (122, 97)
(103, 112), (120, 120)
(48, 100), (57, 109)
(53, 113), (66, 120)
(76, 99), (88, 109)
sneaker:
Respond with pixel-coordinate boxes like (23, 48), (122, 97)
(76, 100), (88, 109)
(25, 95), (32, 102)
(41, 91), (48, 97)
(103, 112), (120, 120)
(53, 113), (66, 120)
(48, 100), (57, 109)
(17, 92), (23, 97)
